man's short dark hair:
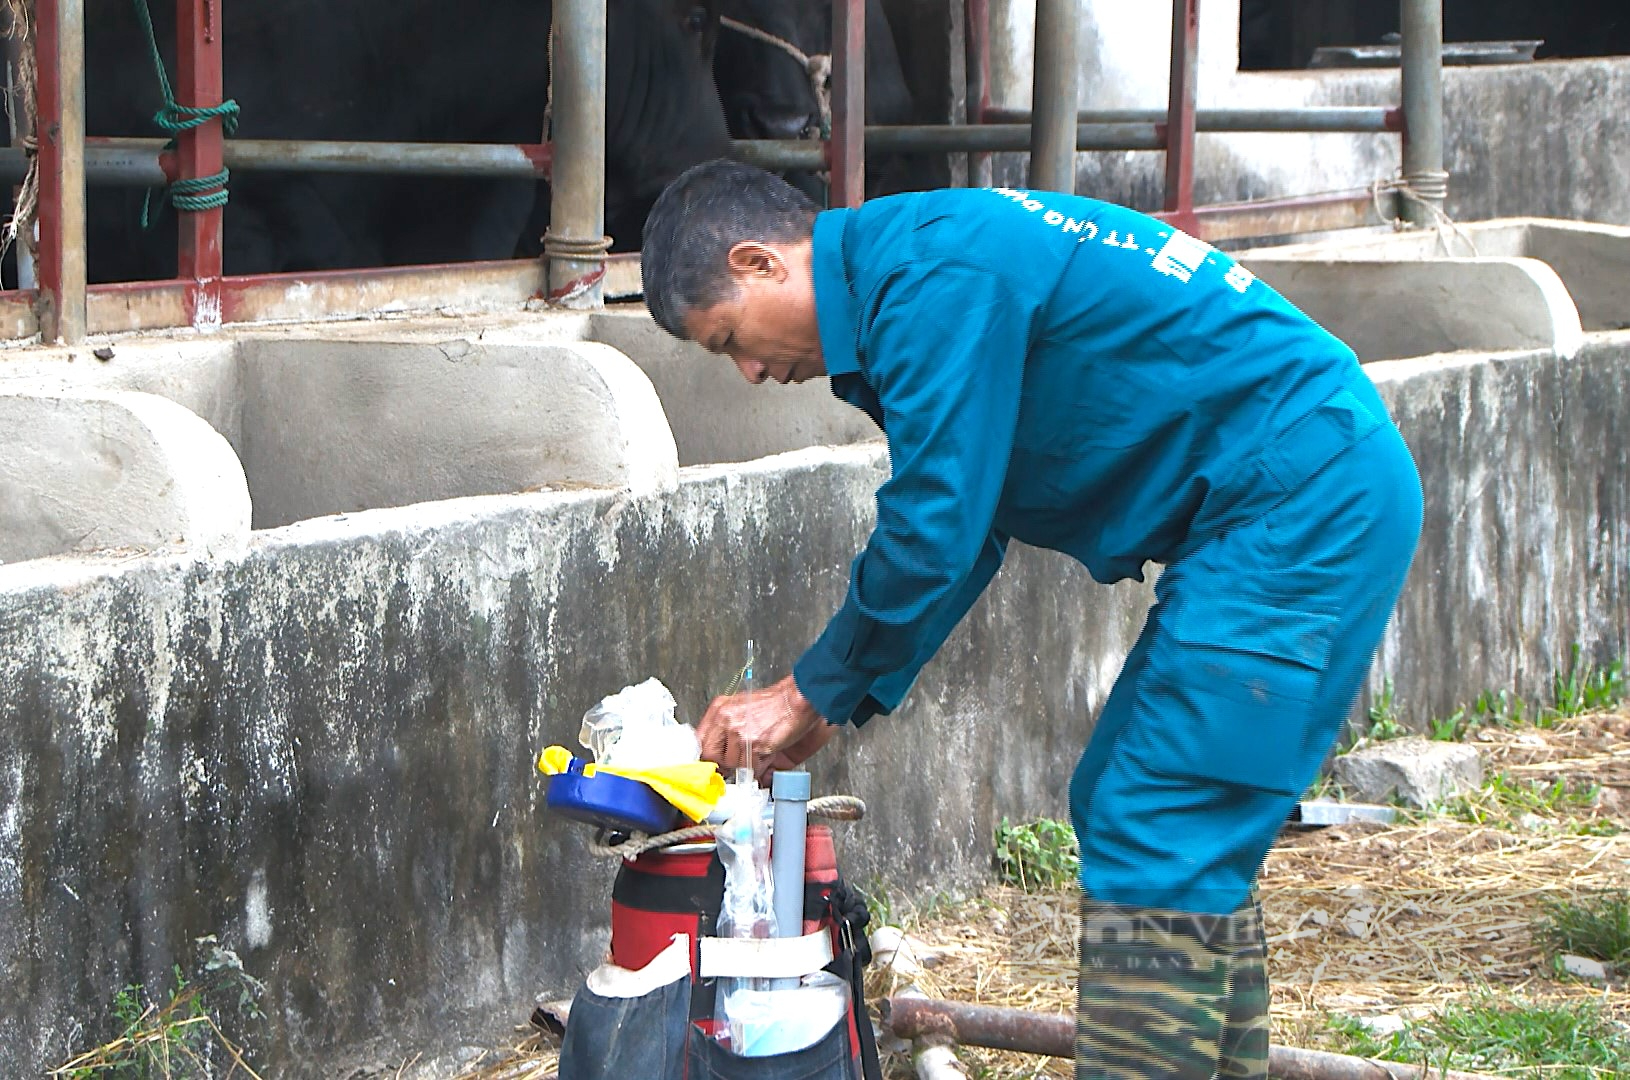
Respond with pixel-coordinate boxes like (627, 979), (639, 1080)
(641, 159), (818, 339)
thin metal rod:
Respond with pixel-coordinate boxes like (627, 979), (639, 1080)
(963, 0), (992, 185)
(175, 0), (224, 327)
(1028, 0), (1079, 193)
(1163, 0), (1199, 229)
(33, 0), (86, 344)
(1400, 0), (1446, 225)
(880, 997), (1504, 1079)
(545, 0), (608, 308)
(828, 0), (865, 207)
(982, 106), (1404, 133)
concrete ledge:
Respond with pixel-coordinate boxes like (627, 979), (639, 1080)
(237, 334), (679, 528)
(1239, 218), (1630, 334)
(0, 389), (250, 564)
(1241, 255), (1585, 362)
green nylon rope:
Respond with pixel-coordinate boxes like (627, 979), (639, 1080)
(131, 0), (242, 225)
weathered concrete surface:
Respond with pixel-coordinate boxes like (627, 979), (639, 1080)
(988, 3), (1630, 228)
(0, 446), (1151, 1076)
(0, 390), (250, 563)
(1241, 219), (1630, 333)
(1243, 256), (1584, 362)
(1368, 337), (1630, 724)
(1332, 737), (1484, 808)
(1, 340), (1627, 1074)
(238, 334), (680, 528)
(589, 307), (883, 466)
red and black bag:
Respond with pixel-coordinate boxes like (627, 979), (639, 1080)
(606, 825), (882, 1079)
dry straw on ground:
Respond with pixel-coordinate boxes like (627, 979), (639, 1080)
(454, 711), (1630, 1079)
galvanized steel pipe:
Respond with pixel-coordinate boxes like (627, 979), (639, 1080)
(982, 106), (1403, 133)
(1029, 0), (1081, 193)
(544, 0), (609, 308)
(1400, 0), (1447, 225)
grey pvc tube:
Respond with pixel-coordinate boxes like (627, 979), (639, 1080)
(770, 770), (811, 991)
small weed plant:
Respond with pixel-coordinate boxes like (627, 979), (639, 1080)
(994, 817), (1079, 892)
(1552, 645), (1626, 720)
(1426, 772), (1608, 833)
(1364, 676), (1407, 742)
(52, 936), (266, 1079)
(1328, 994), (1630, 1079)
(1537, 891), (1630, 967)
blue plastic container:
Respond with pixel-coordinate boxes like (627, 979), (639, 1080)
(544, 756), (681, 835)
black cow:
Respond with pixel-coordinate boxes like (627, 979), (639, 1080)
(713, 0), (915, 197)
(83, 0), (731, 281)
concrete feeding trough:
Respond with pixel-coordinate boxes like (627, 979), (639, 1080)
(0, 310), (884, 558)
(1240, 217), (1630, 339)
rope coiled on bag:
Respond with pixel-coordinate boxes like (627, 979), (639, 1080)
(588, 794), (866, 860)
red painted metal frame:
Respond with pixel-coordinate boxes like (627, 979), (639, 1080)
(1162, 0), (1199, 234)
(174, 0), (225, 327)
(827, 0), (865, 208)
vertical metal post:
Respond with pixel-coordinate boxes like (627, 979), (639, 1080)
(34, 0), (86, 343)
(828, 0), (865, 208)
(545, 0), (608, 308)
(1400, 0), (1446, 225)
(176, 0), (225, 328)
(1162, 0), (1199, 233)
(1028, 0), (1079, 193)
(964, 0), (992, 187)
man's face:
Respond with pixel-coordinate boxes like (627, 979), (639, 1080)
(683, 240), (827, 386)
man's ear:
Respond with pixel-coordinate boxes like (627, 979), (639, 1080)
(726, 241), (787, 284)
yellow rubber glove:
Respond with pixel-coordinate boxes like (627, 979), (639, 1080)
(537, 745), (726, 824)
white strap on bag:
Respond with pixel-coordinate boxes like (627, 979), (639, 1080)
(698, 929), (834, 980)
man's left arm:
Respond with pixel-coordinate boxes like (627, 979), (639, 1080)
(794, 261), (1037, 726)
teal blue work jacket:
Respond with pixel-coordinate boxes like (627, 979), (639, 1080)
(792, 187), (1369, 727)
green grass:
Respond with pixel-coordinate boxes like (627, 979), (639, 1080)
(1327, 995), (1630, 1079)
(1364, 676), (1408, 742)
(994, 817), (1080, 892)
(52, 937), (265, 1079)
(1552, 645), (1627, 721)
(1537, 891), (1630, 967)
(1421, 771), (1611, 834)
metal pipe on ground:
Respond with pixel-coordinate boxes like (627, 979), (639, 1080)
(1400, 0), (1447, 225)
(544, 0), (609, 308)
(1028, 0), (1080, 193)
(880, 997), (1507, 1080)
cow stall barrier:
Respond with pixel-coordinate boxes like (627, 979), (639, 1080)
(1, 0), (1446, 342)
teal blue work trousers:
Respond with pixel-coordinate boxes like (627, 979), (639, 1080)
(1069, 377), (1423, 916)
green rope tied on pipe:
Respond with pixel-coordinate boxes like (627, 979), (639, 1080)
(131, 0), (241, 226)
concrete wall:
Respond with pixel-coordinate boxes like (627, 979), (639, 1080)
(2, 333), (1627, 1074)
(987, 1), (1630, 227)
(589, 308), (883, 467)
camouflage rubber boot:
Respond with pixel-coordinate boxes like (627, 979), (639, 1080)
(1217, 885), (1269, 1080)
(1075, 897), (1234, 1080)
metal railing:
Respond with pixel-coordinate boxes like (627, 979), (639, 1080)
(7, 0), (1445, 342)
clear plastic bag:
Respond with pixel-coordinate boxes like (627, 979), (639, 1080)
(713, 776), (777, 1041)
(578, 677), (700, 767)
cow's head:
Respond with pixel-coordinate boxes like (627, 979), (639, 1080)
(714, 0), (823, 141)
(604, 0), (734, 243)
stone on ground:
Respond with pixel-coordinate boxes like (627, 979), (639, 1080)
(1332, 737), (1484, 808)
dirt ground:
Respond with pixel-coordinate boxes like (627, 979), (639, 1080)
(451, 709), (1630, 1080)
